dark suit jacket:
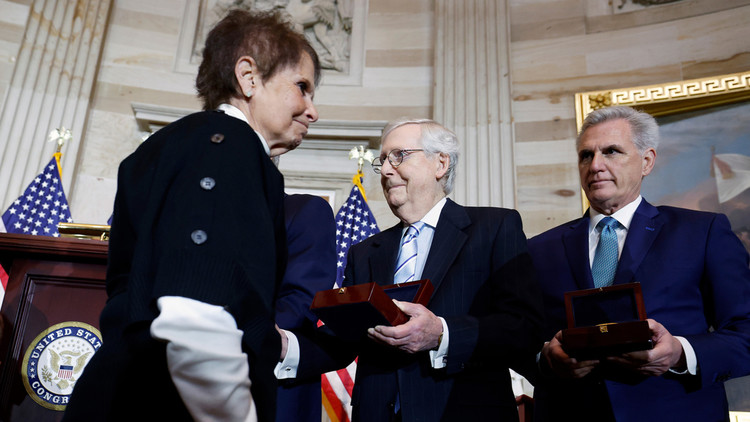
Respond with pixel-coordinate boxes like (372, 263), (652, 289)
(64, 111), (286, 422)
(297, 199), (544, 422)
(527, 199), (750, 422)
(276, 194), (337, 422)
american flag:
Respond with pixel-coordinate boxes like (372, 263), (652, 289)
(321, 178), (379, 422)
(1, 156), (73, 237)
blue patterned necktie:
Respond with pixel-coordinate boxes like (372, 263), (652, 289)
(394, 222), (423, 284)
(592, 216), (620, 288)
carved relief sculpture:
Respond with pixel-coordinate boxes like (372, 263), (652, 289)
(199, 0), (354, 73)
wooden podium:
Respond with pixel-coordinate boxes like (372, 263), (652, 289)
(0, 233), (108, 421)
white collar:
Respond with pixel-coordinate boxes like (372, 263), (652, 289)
(589, 195), (642, 232)
(217, 103), (270, 156)
(405, 197), (447, 230)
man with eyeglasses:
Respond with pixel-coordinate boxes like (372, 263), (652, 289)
(277, 117), (545, 421)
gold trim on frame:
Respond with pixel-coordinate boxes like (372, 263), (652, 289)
(57, 223), (110, 241)
(574, 70), (750, 211)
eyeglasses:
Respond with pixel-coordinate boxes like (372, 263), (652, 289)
(372, 149), (424, 174)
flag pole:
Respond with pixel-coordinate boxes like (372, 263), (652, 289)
(48, 127), (72, 179)
(348, 145), (375, 201)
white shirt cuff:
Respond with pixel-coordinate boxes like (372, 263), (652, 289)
(150, 296), (257, 422)
(669, 336), (697, 375)
(428, 317), (449, 368)
(274, 329), (300, 379)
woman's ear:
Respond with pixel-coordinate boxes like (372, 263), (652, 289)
(235, 56), (257, 98)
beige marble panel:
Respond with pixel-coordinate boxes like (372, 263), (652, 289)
(110, 6), (181, 31)
(511, 64), (685, 101)
(518, 186), (580, 211)
(314, 105), (432, 122)
(517, 163), (580, 188)
(97, 65), (196, 94)
(511, 0), (584, 23)
(682, 51), (750, 80)
(511, 17), (586, 43)
(511, 97), (576, 123)
(515, 118), (577, 143)
(673, 8), (750, 63)
(365, 49), (433, 68)
(316, 85), (431, 107)
(365, 12), (434, 50)
(369, 0), (434, 14)
(77, 109), (145, 178)
(93, 82), (201, 114)
(0, 21), (24, 43)
(360, 66), (432, 87)
(114, 0), (184, 16)
(0, 1), (29, 25)
(104, 24), (179, 56)
(510, 0), (585, 41)
(515, 140), (578, 167)
(511, 53), (587, 83)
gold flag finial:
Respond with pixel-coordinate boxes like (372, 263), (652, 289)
(48, 127), (73, 153)
(348, 145), (375, 173)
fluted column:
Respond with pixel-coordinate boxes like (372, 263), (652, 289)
(434, 0), (515, 208)
(0, 0), (112, 211)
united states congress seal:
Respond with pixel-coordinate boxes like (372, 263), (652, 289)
(22, 321), (102, 411)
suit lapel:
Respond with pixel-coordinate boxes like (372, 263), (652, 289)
(368, 223), (402, 286)
(421, 199), (469, 294)
(562, 214), (594, 290)
(614, 200), (662, 285)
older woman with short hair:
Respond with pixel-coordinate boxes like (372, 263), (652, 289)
(63, 10), (320, 422)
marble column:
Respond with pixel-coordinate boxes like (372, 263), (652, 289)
(0, 0), (112, 211)
(434, 0), (516, 208)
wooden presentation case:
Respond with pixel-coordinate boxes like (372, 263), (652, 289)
(311, 279), (434, 340)
(561, 282), (653, 360)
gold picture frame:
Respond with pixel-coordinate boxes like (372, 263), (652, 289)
(574, 70), (750, 211)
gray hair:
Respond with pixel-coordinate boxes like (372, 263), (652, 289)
(577, 106), (659, 154)
(381, 118), (460, 195)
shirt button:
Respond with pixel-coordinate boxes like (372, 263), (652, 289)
(200, 177), (216, 190)
(210, 133), (224, 144)
(191, 230), (208, 245)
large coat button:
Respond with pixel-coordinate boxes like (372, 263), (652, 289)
(191, 230), (208, 244)
(200, 177), (216, 190)
(211, 133), (224, 143)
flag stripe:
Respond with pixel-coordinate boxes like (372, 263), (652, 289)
(322, 376), (349, 422)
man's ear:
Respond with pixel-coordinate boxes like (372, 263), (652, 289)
(235, 56), (258, 97)
(641, 148), (657, 177)
(435, 152), (449, 180)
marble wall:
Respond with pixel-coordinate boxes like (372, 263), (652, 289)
(0, 0), (749, 236)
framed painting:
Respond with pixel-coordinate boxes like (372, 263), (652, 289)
(575, 71), (750, 254)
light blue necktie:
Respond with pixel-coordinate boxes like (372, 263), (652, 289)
(592, 216), (619, 288)
(394, 222), (422, 284)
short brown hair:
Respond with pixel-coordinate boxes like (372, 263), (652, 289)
(196, 9), (321, 110)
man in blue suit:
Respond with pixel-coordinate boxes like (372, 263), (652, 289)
(527, 106), (750, 421)
(278, 118), (545, 421)
(276, 193), (337, 422)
